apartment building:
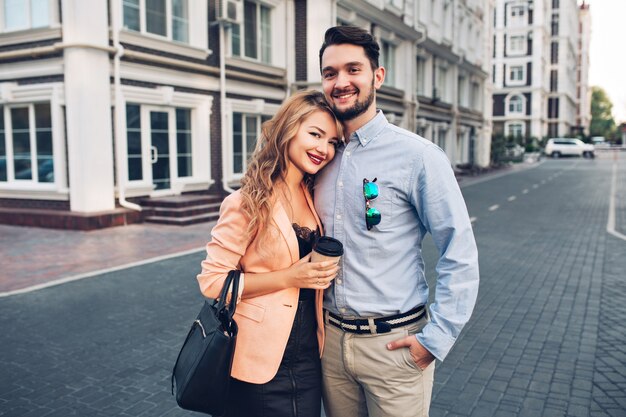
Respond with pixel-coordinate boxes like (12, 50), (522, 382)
(576, 1), (591, 135)
(492, 0), (590, 139)
(0, 0), (493, 229)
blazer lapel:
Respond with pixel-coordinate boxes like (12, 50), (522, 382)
(273, 199), (299, 264)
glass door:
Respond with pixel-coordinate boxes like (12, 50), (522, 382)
(149, 110), (171, 191)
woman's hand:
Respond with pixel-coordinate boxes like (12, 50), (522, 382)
(285, 253), (339, 289)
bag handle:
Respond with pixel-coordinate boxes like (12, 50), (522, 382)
(216, 270), (241, 321)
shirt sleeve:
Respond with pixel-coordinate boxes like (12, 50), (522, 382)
(197, 192), (252, 301)
(409, 144), (480, 361)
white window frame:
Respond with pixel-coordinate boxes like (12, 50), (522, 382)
(230, 0), (272, 64)
(507, 64), (525, 85)
(0, 0), (55, 33)
(225, 99), (280, 183)
(507, 94), (524, 114)
(509, 35), (525, 55)
(509, 4), (526, 27)
(506, 122), (525, 137)
(0, 101), (61, 191)
(122, 0), (189, 44)
(120, 85), (213, 197)
(380, 40), (397, 87)
(231, 112), (269, 176)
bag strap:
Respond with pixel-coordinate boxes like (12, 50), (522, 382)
(217, 270), (240, 320)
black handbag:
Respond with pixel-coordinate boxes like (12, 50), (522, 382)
(171, 270), (241, 415)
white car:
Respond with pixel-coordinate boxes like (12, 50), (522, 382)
(544, 138), (595, 158)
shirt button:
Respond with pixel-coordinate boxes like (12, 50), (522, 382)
(337, 214), (341, 220)
(338, 181), (343, 187)
(345, 151), (351, 156)
(336, 279), (342, 285)
(340, 308), (346, 313)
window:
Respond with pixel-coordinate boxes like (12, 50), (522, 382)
(551, 14), (559, 36)
(552, 0), (559, 9)
(508, 95), (523, 113)
(436, 128), (447, 151)
(125, 104), (193, 184)
(508, 4), (526, 27)
(471, 82), (481, 110)
(126, 104), (142, 181)
(3, 0), (49, 32)
(548, 122), (558, 137)
(381, 41), (396, 87)
(550, 69), (558, 92)
(436, 66), (448, 102)
(176, 108), (192, 177)
(0, 103), (54, 183)
(0, 109), (5, 181)
(232, 113), (270, 174)
(551, 42), (559, 64)
(509, 65), (524, 82)
(416, 56), (426, 95)
(509, 35), (525, 54)
(123, 0), (189, 43)
(548, 97), (559, 118)
(508, 123), (523, 137)
(232, 1), (271, 64)
(458, 76), (467, 108)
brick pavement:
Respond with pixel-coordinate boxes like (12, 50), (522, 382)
(0, 222), (214, 294)
(427, 154), (626, 417)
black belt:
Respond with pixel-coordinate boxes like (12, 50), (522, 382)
(325, 305), (426, 334)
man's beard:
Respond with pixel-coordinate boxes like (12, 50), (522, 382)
(332, 81), (375, 122)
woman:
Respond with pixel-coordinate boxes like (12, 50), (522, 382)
(197, 90), (342, 417)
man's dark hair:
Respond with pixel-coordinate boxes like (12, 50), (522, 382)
(319, 26), (380, 71)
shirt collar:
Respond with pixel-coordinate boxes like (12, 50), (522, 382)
(350, 110), (388, 147)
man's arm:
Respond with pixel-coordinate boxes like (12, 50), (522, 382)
(390, 144), (480, 363)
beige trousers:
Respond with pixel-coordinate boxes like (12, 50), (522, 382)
(321, 318), (435, 417)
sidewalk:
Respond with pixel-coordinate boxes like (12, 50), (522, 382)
(0, 222), (213, 295)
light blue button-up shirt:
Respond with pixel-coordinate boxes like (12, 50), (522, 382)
(314, 111), (479, 361)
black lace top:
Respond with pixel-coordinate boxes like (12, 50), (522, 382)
(292, 223), (320, 301)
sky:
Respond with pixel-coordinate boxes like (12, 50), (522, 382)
(587, 0), (626, 124)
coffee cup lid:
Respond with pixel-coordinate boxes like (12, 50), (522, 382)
(314, 236), (343, 257)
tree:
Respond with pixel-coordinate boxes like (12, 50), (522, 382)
(589, 86), (616, 139)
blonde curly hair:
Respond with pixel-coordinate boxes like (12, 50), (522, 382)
(239, 89), (343, 244)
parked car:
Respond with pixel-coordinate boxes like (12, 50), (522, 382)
(544, 138), (595, 158)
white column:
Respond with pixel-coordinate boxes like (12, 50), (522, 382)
(62, 0), (115, 212)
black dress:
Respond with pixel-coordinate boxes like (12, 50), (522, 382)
(222, 224), (321, 417)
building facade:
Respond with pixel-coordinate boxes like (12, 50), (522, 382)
(0, 0), (493, 228)
(576, 1), (591, 136)
(492, 0), (590, 139)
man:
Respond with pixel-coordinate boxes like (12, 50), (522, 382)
(314, 26), (480, 417)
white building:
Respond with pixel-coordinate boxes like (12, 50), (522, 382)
(0, 0), (493, 229)
(576, 1), (591, 136)
(492, 0), (590, 139)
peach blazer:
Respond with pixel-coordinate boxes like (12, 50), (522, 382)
(197, 184), (325, 384)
